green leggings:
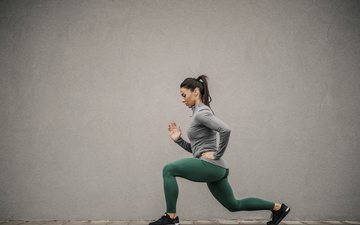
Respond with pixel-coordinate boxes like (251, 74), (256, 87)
(162, 158), (275, 213)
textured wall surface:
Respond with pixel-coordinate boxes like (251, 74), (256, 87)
(0, 0), (359, 221)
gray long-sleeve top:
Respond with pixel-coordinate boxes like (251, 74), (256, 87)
(174, 102), (231, 168)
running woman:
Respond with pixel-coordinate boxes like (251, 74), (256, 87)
(149, 75), (290, 225)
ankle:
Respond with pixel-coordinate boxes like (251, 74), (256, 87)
(273, 203), (282, 211)
(166, 213), (177, 219)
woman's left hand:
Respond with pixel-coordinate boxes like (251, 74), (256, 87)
(201, 152), (215, 160)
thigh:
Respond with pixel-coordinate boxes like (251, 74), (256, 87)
(165, 158), (227, 183)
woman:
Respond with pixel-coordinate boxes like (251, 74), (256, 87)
(149, 75), (290, 225)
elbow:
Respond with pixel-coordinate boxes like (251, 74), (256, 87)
(219, 128), (231, 138)
(218, 125), (231, 136)
(227, 127), (231, 133)
(227, 129), (231, 138)
(225, 127), (231, 135)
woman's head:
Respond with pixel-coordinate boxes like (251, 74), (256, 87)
(180, 75), (212, 108)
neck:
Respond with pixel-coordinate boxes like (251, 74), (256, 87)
(194, 99), (203, 107)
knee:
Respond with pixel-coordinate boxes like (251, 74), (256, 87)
(222, 202), (239, 212)
(162, 163), (176, 177)
(226, 205), (238, 212)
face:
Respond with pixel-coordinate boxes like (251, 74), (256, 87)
(180, 87), (200, 108)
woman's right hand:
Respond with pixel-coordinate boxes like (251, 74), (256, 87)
(168, 121), (182, 141)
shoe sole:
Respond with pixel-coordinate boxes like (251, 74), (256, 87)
(272, 207), (290, 225)
(149, 223), (179, 225)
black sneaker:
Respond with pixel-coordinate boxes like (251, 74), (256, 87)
(149, 213), (180, 225)
(267, 203), (290, 225)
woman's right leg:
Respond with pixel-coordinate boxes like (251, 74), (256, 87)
(207, 170), (275, 212)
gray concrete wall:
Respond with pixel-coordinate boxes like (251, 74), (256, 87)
(1, 0), (359, 221)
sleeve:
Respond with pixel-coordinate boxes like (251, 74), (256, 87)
(195, 109), (231, 159)
(174, 137), (192, 153)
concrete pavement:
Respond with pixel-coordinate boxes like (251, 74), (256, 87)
(0, 220), (360, 225)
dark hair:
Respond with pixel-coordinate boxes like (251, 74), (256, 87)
(180, 75), (212, 108)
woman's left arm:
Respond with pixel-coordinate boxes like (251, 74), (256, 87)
(195, 109), (231, 159)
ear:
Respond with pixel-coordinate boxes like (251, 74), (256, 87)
(194, 88), (200, 96)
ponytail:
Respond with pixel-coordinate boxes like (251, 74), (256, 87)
(196, 75), (212, 108)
